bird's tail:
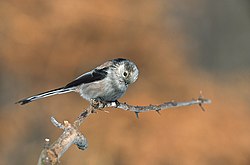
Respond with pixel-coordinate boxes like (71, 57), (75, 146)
(16, 87), (75, 105)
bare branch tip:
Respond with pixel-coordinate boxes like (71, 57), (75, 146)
(198, 97), (212, 104)
(197, 91), (212, 111)
(196, 91), (212, 105)
(50, 116), (65, 129)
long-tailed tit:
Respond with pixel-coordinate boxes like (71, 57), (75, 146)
(16, 58), (139, 105)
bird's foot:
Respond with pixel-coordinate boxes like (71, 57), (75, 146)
(90, 98), (106, 110)
(113, 100), (120, 108)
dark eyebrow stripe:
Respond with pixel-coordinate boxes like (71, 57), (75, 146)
(113, 58), (126, 63)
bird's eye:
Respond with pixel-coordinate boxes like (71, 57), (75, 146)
(123, 71), (128, 77)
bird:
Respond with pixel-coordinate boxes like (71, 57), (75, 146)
(16, 58), (139, 105)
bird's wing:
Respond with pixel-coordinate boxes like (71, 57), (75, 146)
(64, 68), (108, 88)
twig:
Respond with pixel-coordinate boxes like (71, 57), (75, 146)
(37, 96), (211, 165)
(104, 97), (211, 118)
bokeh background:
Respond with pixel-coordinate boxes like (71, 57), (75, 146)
(1, 0), (250, 165)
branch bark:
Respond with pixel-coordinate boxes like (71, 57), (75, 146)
(37, 96), (211, 165)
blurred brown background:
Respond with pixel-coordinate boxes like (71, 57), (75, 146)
(1, 0), (250, 165)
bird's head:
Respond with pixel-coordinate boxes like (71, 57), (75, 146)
(113, 58), (139, 85)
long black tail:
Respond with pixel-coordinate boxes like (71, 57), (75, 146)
(16, 87), (75, 105)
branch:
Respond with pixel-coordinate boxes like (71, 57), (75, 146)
(105, 96), (211, 117)
(37, 105), (93, 165)
(37, 95), (211, 165)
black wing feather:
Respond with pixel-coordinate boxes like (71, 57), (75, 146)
(64, 68), (108, 88)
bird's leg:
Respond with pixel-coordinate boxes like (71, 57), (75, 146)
(90, 98), (108, 112)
